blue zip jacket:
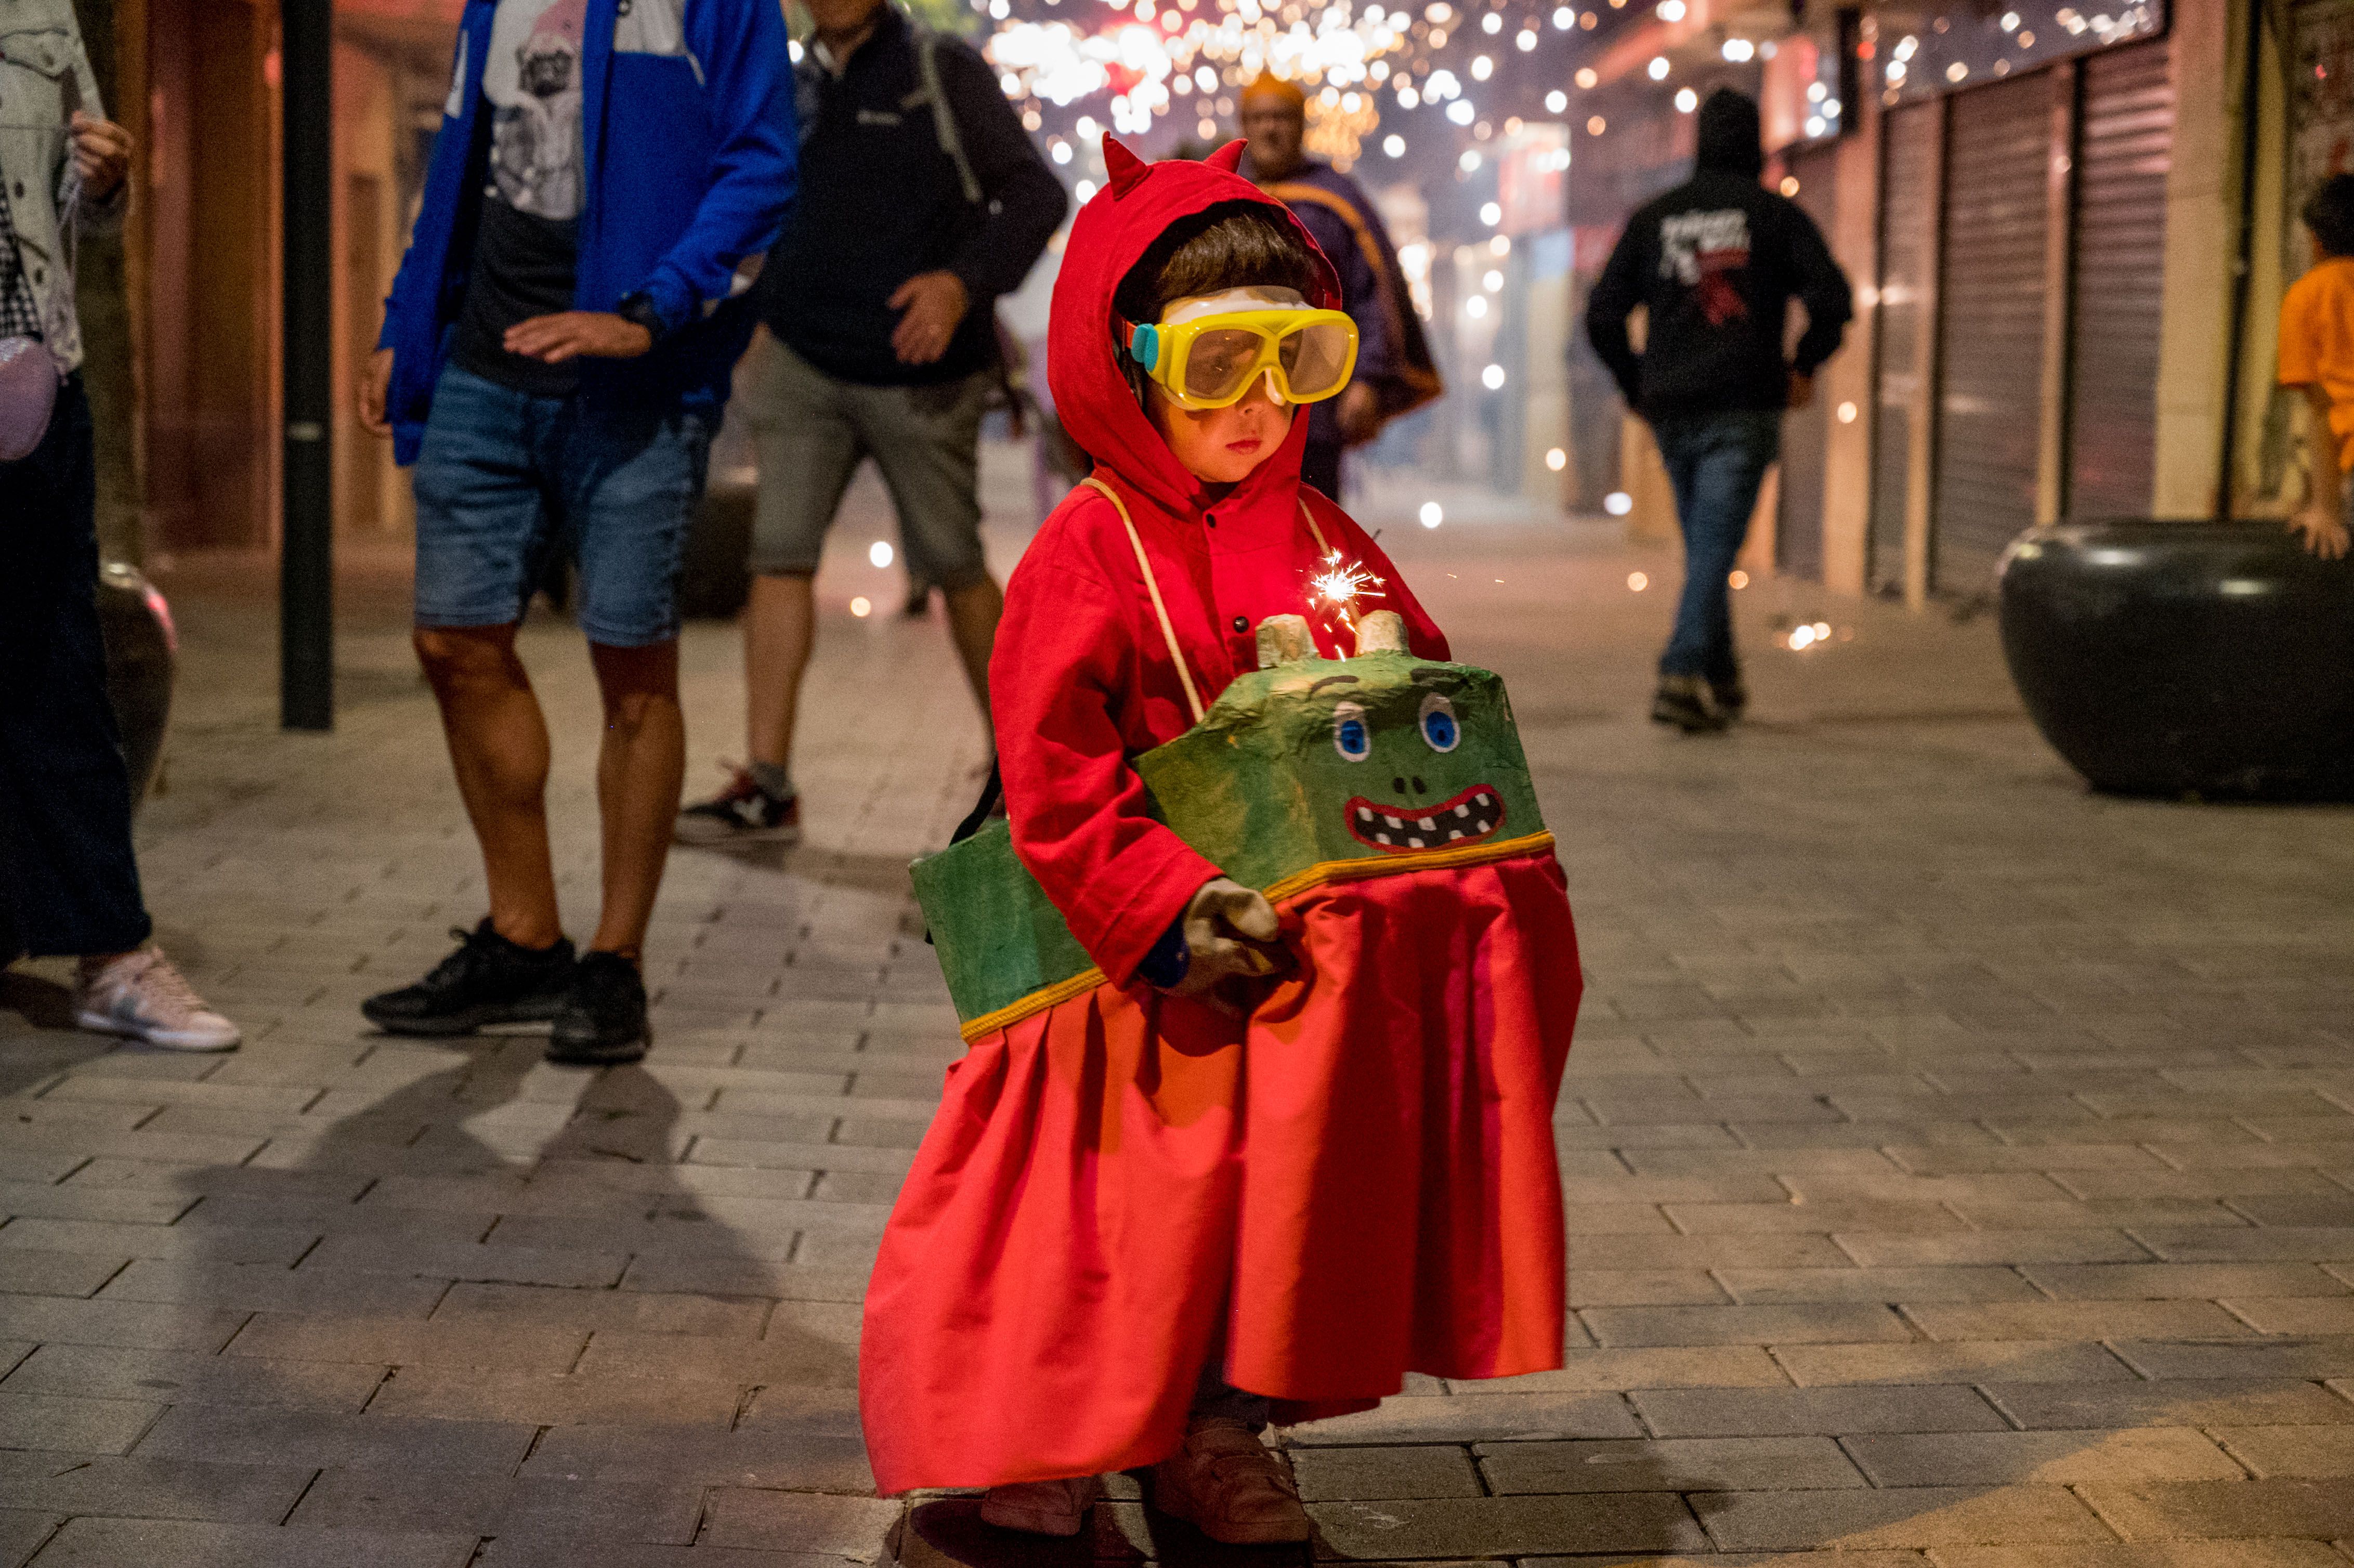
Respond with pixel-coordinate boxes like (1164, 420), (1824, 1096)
(378, 0), (798, 465)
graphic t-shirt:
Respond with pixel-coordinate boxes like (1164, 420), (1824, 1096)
(453, 0), (587, 397)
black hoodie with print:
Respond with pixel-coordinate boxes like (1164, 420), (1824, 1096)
(1585, 89), (1853, 418)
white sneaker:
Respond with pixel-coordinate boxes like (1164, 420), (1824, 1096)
(73, 948), (241, 1052)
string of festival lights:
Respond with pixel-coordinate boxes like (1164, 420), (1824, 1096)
(969, 0), (1716, 176)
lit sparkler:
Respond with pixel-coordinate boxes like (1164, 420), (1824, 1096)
(1307, 548), (1387, 632)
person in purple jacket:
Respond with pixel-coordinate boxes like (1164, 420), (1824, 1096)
(1238, 73), (1442, 499)
(356, 0), (796, 1064)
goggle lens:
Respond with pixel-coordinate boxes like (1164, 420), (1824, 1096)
(1280, 321), (1354, 401)
(1182, 329), (1270, 402)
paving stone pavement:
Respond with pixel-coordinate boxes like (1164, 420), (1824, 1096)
(2, 458), (2350, 1567)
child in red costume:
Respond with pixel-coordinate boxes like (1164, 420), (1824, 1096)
(859, 139), (1580, 1545)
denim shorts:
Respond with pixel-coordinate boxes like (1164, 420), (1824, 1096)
(740, 336), (992, 589)
(411, 363), (713, 647)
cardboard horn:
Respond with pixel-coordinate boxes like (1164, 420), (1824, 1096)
(1355, 610), (1408, 654)
(1103, 135), (1151, 198)
(1207, 140), (1248, 173)
(1255, 613), (1317, 669)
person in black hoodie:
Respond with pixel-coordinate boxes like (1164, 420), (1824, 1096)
(1586, 87), (1851, 732)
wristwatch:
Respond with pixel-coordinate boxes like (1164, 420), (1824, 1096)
(614, 291), (668, 344)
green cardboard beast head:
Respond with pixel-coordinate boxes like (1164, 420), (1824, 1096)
(914, 611), (1549, 1036)
(1139, 612), (1542, 893)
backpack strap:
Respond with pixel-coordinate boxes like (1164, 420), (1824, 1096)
(1081, 476), (1206, 724)
(914, 29), (984, 206)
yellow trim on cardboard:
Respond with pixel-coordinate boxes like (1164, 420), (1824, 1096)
(1260, 829), (1556, 904)
(953, 831), (1557, 1042)
(958, 963), (1110, 1042)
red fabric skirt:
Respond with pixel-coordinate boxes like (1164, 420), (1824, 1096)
(859, 849), (1580, 1494)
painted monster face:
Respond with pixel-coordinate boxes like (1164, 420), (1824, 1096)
(1327, 680), (1508, 853)
(1135, 638), (1545, 893)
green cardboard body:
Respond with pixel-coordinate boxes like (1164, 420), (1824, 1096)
(916, 650), (1546, 1028)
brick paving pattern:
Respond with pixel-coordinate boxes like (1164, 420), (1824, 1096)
(2, 466), (2349, 1565)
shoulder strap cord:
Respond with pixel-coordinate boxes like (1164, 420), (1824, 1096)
(915, 32), (985, 205)
(1298, 496), (1331, 557)
(1081, 476), (1205, 724)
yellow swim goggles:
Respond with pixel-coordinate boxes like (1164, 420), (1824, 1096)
(1122, 300), (1360, 410)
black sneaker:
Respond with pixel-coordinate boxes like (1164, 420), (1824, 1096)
(1650, 675), (1729, 734)
(546, 952), (650, 1065)
(1708, 675), (1749, 721)
(361, 920), (576, 1036)
(675, 767), (802, 846)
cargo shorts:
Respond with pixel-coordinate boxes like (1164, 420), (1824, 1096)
(740, 336), (993, 591)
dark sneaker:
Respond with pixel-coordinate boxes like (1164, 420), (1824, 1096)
(675, 767), (801, 846)
(1708, 675), (1749, 721)
(361, 920), (576, 1036)
(1650, 675), (1729, 734)
(546, 952), (650, 1065)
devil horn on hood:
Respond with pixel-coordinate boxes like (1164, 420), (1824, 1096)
(1103, 135), (1151, 198)
(1207, 140), (1248, 173)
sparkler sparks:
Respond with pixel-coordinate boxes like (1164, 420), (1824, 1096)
(1307, 548), (1387, 632)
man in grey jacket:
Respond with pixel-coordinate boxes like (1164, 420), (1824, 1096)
(0, 0), (240, 1051)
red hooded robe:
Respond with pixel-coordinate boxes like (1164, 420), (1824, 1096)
(858, 140), (1579, 1495)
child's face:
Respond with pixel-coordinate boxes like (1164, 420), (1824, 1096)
(1143, 286), (1302, 485)
(1147, 375), (1296, 486)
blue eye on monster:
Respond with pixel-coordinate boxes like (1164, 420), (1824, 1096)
(1419, 691), (1460, 753)
(1333, 702), (1371, 762)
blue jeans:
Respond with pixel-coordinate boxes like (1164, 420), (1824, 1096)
(1650, 409), (1781, 681)
(412, 365), (712, 647)
(0, 376), (152, 958)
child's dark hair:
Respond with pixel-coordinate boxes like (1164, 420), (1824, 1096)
(1114, 201), (1323, 405)
(2306, 174), (2354, 257)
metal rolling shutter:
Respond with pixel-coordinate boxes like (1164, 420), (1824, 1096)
(2068, 39), (2173, 519)
(1871, 103), (1939, 595)
(1934, 73), (2052, 593)
(1777, 142), (1839, 581)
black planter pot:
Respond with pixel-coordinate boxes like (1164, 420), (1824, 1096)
(1996, 520), (2354, 801)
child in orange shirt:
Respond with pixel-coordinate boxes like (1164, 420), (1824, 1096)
(2278, 173), (2354, 558)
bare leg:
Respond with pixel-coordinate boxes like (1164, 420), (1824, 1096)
(414, 625), (563, 950)
(743, 570), (816, 774)
(585, 639), (685, 961)
(941, 574), (1004, 743)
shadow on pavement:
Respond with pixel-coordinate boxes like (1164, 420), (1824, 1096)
(0, 972), (113, 1097)
(110, 1030), (869, 1560)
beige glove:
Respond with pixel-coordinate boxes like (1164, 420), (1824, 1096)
(1166, 878), (1289, 1012)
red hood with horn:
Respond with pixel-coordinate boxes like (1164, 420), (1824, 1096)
(1047, 136), (1338, 516)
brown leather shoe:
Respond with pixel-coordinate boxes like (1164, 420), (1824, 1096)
(978, 1475), (1101, 1537)
(1150, 1416), (1311, 1545)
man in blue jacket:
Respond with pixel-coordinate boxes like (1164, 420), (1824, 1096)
(357, 0), (795, 1063)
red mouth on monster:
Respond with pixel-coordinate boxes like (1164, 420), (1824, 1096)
(1344, 783), (1506, 853)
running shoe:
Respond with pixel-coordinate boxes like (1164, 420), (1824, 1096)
(675, 765), (801, 846)
(360, 920), (575, 1036)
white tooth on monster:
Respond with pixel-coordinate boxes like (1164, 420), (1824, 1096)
(1419, 817), (1436, 831)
